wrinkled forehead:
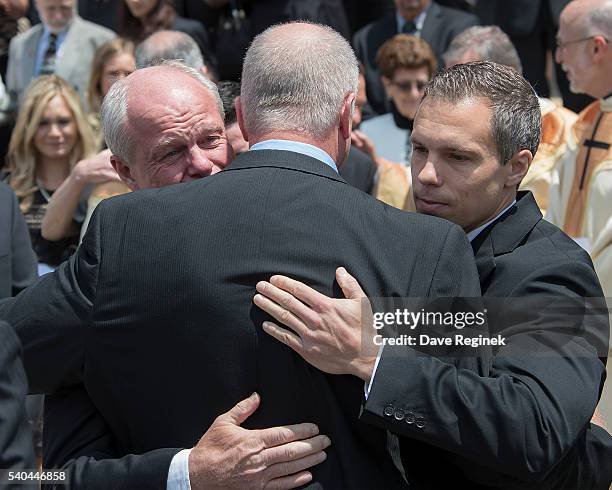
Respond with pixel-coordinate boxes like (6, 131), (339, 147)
(127, 85), (221, 135)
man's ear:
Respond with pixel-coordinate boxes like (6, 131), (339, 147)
(592, 35), (609, 63)
(340, 92), (355, 140)
(506, 149), (532, 188)
(235, 96), (249, 145)
(111, 155), (139, 191)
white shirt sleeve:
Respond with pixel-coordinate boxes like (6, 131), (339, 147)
(166, 448), (192, 490)
(364, 345), (384, 399)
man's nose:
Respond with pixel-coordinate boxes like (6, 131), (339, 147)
(416, 159), (441, 186)
(554, 46), (563, 64)
(185, 148), (214, 180)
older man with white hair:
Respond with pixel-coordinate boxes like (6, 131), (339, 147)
(5, 0), (114, 108)
(549, 0), (612, 297)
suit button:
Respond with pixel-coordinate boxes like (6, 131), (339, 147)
(383, 405), (395, 417)
(415, 417), (426, 429)
(405, 411), (415, 424)
(394, 409), (405, 421)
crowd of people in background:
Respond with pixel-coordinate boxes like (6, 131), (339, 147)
(0, 0), (611, 488)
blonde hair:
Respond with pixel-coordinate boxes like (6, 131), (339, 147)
(87, 38), (135, 115)
(7, 75), (98, 212)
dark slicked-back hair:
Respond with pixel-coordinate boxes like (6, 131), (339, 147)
(422, 61), (541, 165)
(217, 80), (241, 125)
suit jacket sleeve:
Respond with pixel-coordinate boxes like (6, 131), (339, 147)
(361, 249), (608, 483)
(10, 187), (37, 296)
(42, 386), (181, 490)
(0, 201), (104, 394)
(0, 321), (36, 487)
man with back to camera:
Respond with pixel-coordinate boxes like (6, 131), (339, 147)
(254, 61), (611, 489)
(0, 23), (486, 489)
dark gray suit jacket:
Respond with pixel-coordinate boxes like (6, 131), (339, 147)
(2, 149), (484, 489)
(353, 2), (478, 114)
(0, 182), (37, 299)
(0, 320), (36, 489)
(362, 192), (610, 488)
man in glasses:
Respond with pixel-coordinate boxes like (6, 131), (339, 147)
(549, 0), (612, 314)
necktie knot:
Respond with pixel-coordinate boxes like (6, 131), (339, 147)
(402, 20), (417, 35)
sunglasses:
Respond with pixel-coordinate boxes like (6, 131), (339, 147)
(392, 80), (428, 92)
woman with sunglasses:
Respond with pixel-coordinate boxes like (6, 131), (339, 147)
(359, 34), (437, 167)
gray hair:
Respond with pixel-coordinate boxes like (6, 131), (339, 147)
(240, 22), (359, 140)
(422, 61), (541, 165)
(101, 60), (224, 164)
(135, 31), (205, 70)
(443, 26), (523, 72)
(585, 1), (612, 38)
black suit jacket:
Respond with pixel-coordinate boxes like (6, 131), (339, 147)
(361, 192), (610, 488)
(353, 2), (478, 114)
(2, 149), (484, 489)
(339, 147), (377, 194)
(0, 321), (36, 489)
(0, 182), (37, 299)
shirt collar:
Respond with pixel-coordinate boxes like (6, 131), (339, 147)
(249, 139), (338, 173)
(396, 6), (428, 34)
(42, 21), (71, 40)
(466, 199), (516, 242)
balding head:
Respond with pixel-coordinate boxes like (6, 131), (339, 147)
(556, 0), (612, 97)
(101, 62), (230, 190)
(135, 31), (206, 72)
(239, 22), (358, 157)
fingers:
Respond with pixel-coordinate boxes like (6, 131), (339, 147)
(253, 288), (312, 336)
(262, 322), (305, 355)
(263, 435), (330, 468)
(220, 392), (260, 425)
(262, 275), (328, 310)
(264, 471), (313, 490)
(257, 422), (319, 448)
(336, 267), (367, 300)
(265, 451), (327, 482)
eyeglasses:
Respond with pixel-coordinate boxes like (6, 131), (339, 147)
(392, 80), (428, 92)
(556, 35), (609, 50)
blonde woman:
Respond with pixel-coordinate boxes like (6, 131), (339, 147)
(6, 75), (99, 271)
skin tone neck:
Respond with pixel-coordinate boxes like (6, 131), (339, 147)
(36, 157), (71, 189)
(234, 94), (355, 168)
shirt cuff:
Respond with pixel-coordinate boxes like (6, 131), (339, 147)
(167, 448), (192, 490)
(364, 344), (385, 400)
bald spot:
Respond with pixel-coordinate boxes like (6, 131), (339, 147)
(562, 0), (612, 33)
(141, 30), (191, 51)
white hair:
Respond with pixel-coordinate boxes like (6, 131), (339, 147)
(135, 31), (205, 71)
(586, 1), (612, 38)
(101, 60), (224, 164)
(240, 22), (359, 140)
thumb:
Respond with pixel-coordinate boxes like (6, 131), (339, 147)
(336, 267), (366, 300)
(222, 392), (260, 426)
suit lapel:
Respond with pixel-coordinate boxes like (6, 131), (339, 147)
(24, 26), (43, 81)
(56, 17), (81, 80)
(420, 2), (442, 48)
(471, 192), (543, 294)
(472, 230), (496, 293)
